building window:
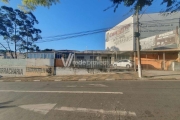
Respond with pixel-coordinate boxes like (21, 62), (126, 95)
(44, 54), (47, 59)
(62, 54), (67, 59)
(36, 53), (40, 58)
(77, 56), (84, 60)
(48, 53), (51, 59)
(51, 54), (54, 59)
(90, 56), (97, 60)
(28, 54), (31, 58)
(55, 53), (61, 59)
(34, 54), (37, 58)
(41, 54), (44, 58)
(102, 57), (107, 60)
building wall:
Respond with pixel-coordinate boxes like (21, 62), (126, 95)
(55, 59), (64, 67)
(172, 62), (180, 71)
(26, 59), (54, 76)
(55, 67), (101, 75)
(105, 16), (134, 51)
(0, 59), (26, 77)
(27, 52), (55, 59)
(140, 29), (180, 50)
(139, 12), (180, 39)
(26, 59), (54, 67)
(2, 52), (26, 59)
(26, 66), (54, 76)
(137, 52), (179, 70)
(106, 12), (180, 51)
(0, 59), (54, 77)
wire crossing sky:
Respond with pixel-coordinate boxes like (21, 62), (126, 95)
(0, 0), (168, 51)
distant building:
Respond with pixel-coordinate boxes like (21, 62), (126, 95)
(0, 50), (25, 59)
(106, 12), (180, 51)
(27, 50), (79, 59)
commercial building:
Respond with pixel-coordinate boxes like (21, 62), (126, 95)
(105, 12), (180, 51)
(105, 12), (180, 70)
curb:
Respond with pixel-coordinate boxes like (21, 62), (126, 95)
(105, 79), (115, 81)
(0, 78), (180, 82)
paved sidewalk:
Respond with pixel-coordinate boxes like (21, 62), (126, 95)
(0, 70), (180, 82)
(142, 70), (180, 80)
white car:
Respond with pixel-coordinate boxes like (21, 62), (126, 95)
(113, 59), (134, 68)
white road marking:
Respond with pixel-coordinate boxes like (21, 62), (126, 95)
(89, 84), (108, 87)
(55, 107), (136, 116)
(15, 80), (21, 82)
(19, 103), (56, 115)
(0, 90), (123, 94)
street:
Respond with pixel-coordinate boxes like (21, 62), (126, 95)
(0, 80), (180, 120)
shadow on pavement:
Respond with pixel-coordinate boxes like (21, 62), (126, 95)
(0, 101), (16, 109)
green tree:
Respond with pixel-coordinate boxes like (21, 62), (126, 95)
(1, 0), (179, 13)
(42, 49), (54, 51)
(0, 6), (41, 58)
(110, 0), (180, 12)
(1, 0), (59, 11)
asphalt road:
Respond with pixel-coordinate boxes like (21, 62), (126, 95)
(0, 80), (180, 120)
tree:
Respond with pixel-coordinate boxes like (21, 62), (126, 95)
(42, 49), (54, 51)
(0, 6), (41, 58)
(110, 0), (180, 13)
(1, 0), (59, 11)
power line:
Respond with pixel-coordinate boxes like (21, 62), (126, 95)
(35, 29), (107, 43)
(41, 18), (180, 39)
(139, 6), (149, 19)
(1, 17), (180, 44)
(39, 22), (178, 43)
(41, 23), (136, 39)
(140, 22), (179, 25)
(38, 24), (135, 42)
(140, 17), (180, 23)
(42, 27), (110, 39)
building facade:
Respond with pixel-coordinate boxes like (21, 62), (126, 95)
(106, 12), (180, 51)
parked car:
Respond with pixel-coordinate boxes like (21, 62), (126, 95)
(113, 59), (134, 68)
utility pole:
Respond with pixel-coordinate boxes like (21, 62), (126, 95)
(136, 9), (142, 78)
(179, 18), (180, 49)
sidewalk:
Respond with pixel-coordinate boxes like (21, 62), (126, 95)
(142, 70), (180, 80)
(0, 70), (180, 82)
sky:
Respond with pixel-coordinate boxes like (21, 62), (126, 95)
(0, 0), (167, 51)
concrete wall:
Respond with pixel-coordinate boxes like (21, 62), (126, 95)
(0, 59), (26, 77)
(26, 59), (54, 76)
(26, 59), (54, 67)
(0, 59), (54, 77)
(172, 62), (180, 71)
(0, 59), (104, 76)
(26, 66), (54, 76)
(0, 67), (26, 77)
(0, 59), (26, 66)
(55, 67), (101, 75)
